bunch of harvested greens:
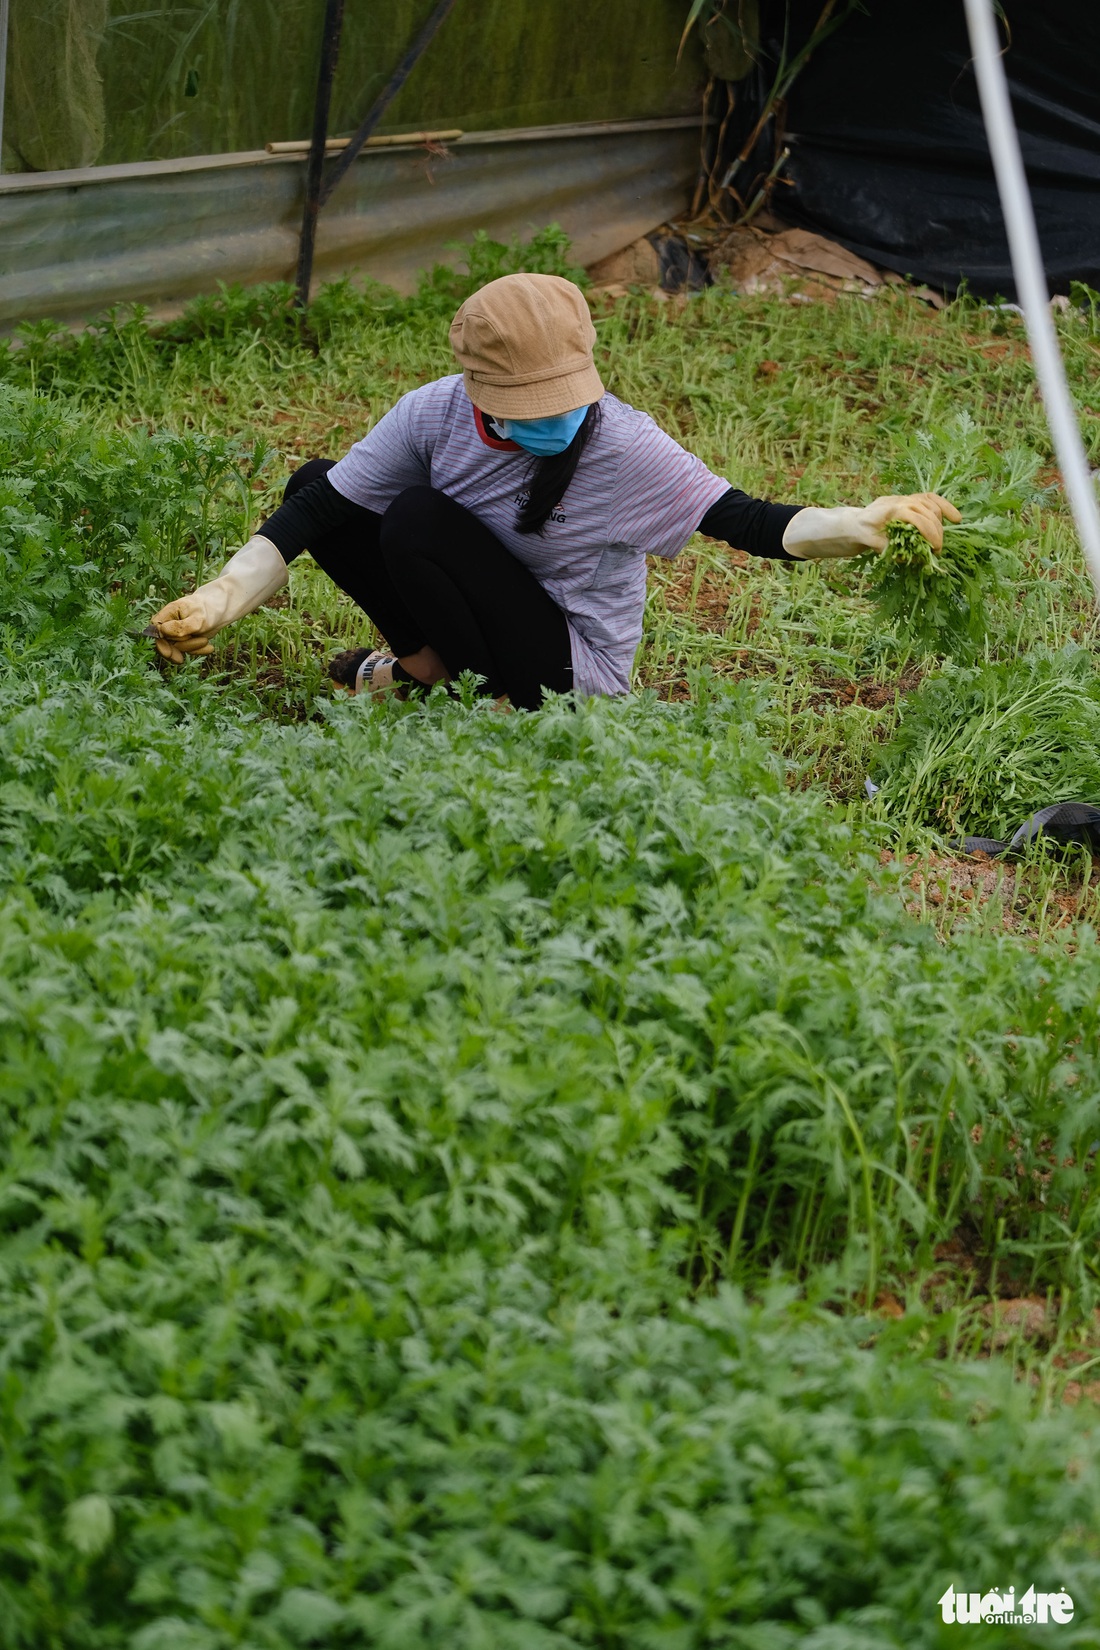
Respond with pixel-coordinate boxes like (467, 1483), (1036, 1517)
(859, 413), (1042, 654)
(873, 645), (1100, 838)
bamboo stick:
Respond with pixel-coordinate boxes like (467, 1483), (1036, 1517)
(267, 129), (461, 155)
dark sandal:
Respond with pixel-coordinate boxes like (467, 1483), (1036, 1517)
(327, 648), (403, 698)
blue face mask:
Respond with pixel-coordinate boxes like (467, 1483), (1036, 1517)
(499, 405), (589, 456)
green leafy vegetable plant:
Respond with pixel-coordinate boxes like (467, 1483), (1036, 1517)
(0, 383), (272, 647)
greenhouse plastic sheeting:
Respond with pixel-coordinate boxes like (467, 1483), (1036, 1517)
(0, 122), (702, 327)
(779, 0), (1100, 296)
(1, 0), (700, 173)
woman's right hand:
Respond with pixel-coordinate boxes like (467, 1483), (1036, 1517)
(144, 536), (289, 663)
(147, 596), (216, 663)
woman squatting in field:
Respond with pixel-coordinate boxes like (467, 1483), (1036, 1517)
(149, 273), (960, 707)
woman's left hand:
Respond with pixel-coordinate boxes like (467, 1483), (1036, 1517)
(782, 492), (962, 560)
(861, 492), (962, 553)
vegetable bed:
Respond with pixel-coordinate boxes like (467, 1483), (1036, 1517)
(4, 248), (1100, 1645)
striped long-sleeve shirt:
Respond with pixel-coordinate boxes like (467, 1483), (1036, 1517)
(264, 375), (799, 696)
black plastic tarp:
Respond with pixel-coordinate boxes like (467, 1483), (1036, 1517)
(775, 1), (1100, 297)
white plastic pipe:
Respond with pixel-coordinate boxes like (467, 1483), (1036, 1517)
(963, 0), (1100, 602)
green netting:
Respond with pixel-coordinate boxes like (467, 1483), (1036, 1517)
(2, 0), (702, 173)
(4, 0), (109, 171)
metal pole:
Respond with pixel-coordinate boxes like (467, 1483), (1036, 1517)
(319, 0), (459, 207)
(295, 0), (346, 310)
(963, 0), (1100, 601)
(0, 0), (11, 176)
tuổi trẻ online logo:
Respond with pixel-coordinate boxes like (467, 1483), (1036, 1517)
(938, 1585), (1074, 1625)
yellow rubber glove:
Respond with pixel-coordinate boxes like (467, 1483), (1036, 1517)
(782, 492), (962, 560)
(149, 536), (289, 663)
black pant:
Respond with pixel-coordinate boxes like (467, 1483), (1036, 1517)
(284, 461), (574, 711)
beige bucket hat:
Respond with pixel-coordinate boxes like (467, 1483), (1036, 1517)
(450, 272), (605, 419)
